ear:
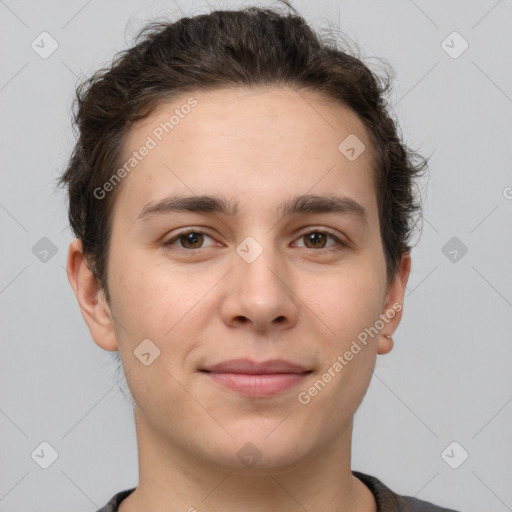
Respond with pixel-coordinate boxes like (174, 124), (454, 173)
(66, 238), (119, 352)
(377, 251), (411, 355)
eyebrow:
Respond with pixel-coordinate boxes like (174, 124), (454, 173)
(136, 193), (370, 226)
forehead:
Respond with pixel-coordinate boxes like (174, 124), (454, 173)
(124, 86), (373, 159)
(112, 86), (378, 224)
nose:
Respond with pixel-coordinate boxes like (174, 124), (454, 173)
(219, 239), (299, 333)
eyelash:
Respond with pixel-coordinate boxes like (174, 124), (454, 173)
(162, 228), (347, 252)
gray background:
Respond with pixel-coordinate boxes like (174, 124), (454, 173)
(1, 0), (511, 510)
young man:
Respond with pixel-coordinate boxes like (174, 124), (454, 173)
(59, 4), (461, 511)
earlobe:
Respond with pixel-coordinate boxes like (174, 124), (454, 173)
(377, 252), (411, 355)
(377, 333), (394, 355)
(66, 238), (119, 352)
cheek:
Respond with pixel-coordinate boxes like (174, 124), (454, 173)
(302, 270), (384, 415)
(107, 260), (208, 406)
(108, 251), (218, 347)
(311, 265), (386, 344)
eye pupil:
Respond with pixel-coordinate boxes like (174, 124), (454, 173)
(181, 232), (203, 248)
(305, 232), (326, 248)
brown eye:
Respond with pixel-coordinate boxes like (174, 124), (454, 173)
(303, 232), (328, 249)
(163, 231), (216, 250)
(295, 230), (344, 250)
(178, 232), (204, 249)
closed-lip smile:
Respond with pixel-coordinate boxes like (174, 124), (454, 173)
(200, 359), (311, 397)
(201, 358), (310, 374)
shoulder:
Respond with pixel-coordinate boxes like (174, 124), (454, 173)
(353, 471), (462, 512)
(94, 488), (135, 512)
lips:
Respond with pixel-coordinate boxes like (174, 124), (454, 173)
(201, 358), (310, 374)
(200, 359), (311, 397)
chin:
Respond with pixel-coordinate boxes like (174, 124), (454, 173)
(203, 422), (312, 471)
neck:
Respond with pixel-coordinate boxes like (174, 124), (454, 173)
(119, 407), (376, 512)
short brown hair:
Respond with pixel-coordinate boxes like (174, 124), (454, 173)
(58, 2), (427, 302)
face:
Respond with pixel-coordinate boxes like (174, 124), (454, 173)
(71, 86), (409, 472)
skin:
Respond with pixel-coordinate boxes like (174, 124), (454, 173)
(67, 86), (411, 512)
